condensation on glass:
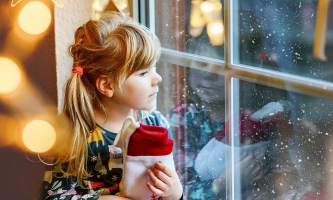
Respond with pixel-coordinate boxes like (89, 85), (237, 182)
(154, 0), (225, 60)
(157, 61), (226, 199)
(235, 79), (333, 199)
(153, 0), (333, 199)
(236, 0), (333, 82)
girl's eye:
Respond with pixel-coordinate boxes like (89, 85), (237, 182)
(139, 71), (149, 76)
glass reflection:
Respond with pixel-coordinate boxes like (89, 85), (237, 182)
(154, 0), (225, 60)
(153, 0), (333, 199)
(159, 62), (225, 199)
(235, 81), (299, 199)
(237, 0), (333, 81)
(238, 80), (333, 199)
(158, 70), (333, 199)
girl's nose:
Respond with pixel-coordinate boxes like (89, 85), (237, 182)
(153, 71), (162, 86)
(203, 71), (219, 81)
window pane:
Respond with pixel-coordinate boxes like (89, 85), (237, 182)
(154, 0), (225, 60)
(156, 61), (226, 199)
(235, 79), (333, 199)
(236, 0), (333, 82)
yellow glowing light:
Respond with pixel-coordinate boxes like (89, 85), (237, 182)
(213, 2), (222, 11)
(22, 120), (56, 153)
(191, 0), (201, 5)
(51, 0), (64, 7)
(0, 57), (21, 94)
(92, 1), (104, 10)
(92, 0), (111, 21)
(18, 1), (51, 35)
(209, 22), (224, 34)
(207, 20), (224, 46)
(112, 0), (128, 10)
(0, 115), (19, 147)
(201, 2), (213, 12)
(11, 0), (63, 7)
(190, 15), (206, 27)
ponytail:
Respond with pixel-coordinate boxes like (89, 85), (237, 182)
(58, 72), (96, 186)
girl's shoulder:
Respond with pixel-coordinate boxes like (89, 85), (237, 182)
(139, 110), (170, 129)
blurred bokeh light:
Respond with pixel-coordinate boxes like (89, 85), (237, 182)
(22, 119), (56, 153)
(0, 57), (22, 94)
(0, 115), (19, 147)
(18, 1), (51, 34)
(201, 1), (213, 12)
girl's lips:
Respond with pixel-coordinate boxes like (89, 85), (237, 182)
(149, 92), (158, 97)
(198, 86), (221, 92)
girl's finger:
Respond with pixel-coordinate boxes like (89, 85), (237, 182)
(252, 170), (264, 183)
(147, 181), (163, 196)
(153, 161), (174, 178)
(239, 154), (254, 165)
(147, 168), (168, 191)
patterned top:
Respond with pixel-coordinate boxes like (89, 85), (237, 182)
(167, 101), (223, 200)
(39, 110), (171, 200)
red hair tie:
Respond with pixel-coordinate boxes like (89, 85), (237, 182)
(72, 66), (84, 76)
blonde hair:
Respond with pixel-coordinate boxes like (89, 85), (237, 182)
(57, 11), (161, 186)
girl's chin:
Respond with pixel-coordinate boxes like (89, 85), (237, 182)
(197, 93), (224, 102)
(137, 104), (156, 111)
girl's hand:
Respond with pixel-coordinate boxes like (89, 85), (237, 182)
(238, 152), (263, 186)
(147, 161), (183, 200)
(213, 152), (263, 195)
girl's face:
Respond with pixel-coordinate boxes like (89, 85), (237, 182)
(189, 62), (225, 104)
(117, 65), (162, 111)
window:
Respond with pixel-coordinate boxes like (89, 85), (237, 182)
(140, 0), (333, 199)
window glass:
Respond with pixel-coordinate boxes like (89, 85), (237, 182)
(157, 70), (333, 199)
(234, 79), (333, 199)
(156, 61), (226, 199)
(236, 0), (333, 81)
(152, 0), (333, 199)
(154, 0), (225, 60)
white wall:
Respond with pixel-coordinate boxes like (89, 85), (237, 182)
(55, 0), (93, 112)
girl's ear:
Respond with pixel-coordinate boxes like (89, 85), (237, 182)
(96, 75), (114, 97)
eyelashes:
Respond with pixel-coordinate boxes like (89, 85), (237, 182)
(139, 71), (149, 76)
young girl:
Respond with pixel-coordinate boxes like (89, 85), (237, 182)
(39, 11), (183, 200)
